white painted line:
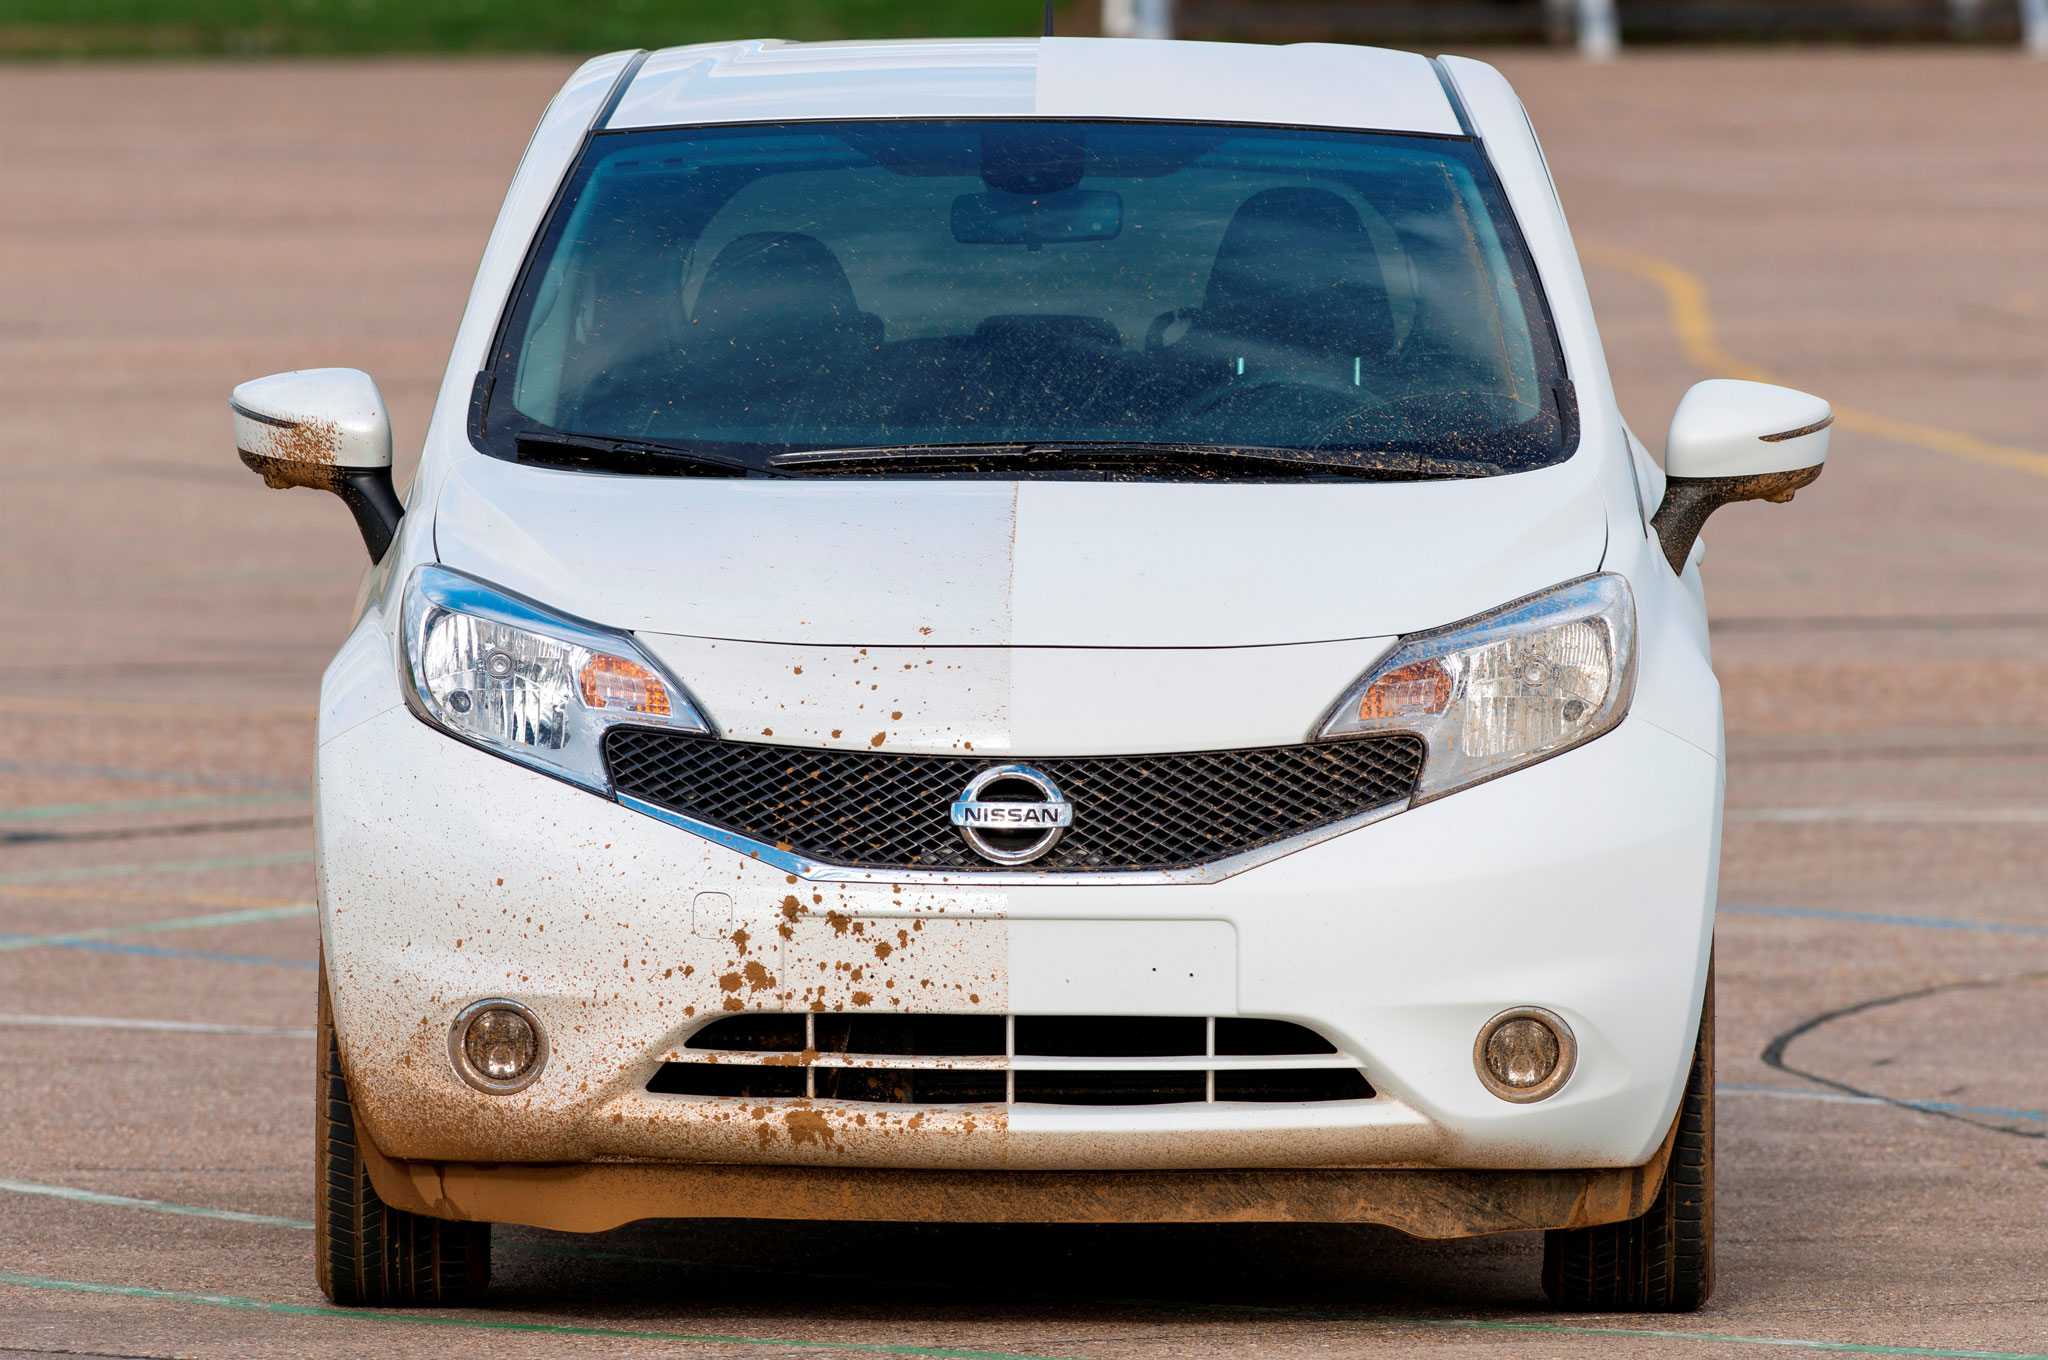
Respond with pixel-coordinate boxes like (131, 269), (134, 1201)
(1722, 901), (2048, 938)
(0, 851), (313, 887)
(1720, 1081), (1887, 1107)
(1721, 1082), (2047, 1123)
(8, 1177), (2048, 1356)
(1730, 804), (2048, 824)
(0, 1013), (312, 1037)
(0, 1177), (309, 1229)
(0, 792), (309, 825)
(0, 902), (314, 953)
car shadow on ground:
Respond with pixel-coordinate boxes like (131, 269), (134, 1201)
(486, 1219), (1549, 1320)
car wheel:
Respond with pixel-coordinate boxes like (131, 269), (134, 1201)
(316, 968), (491, 1306)
(1541, 958), (1714, 1313)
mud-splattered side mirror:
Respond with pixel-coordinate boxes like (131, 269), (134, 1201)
(232, 368), (404, 561)
(1652, 378), (1830, 574)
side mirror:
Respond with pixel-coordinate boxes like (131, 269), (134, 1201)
(232, 368), (404, 561)
(1651, 378), (1830, 573)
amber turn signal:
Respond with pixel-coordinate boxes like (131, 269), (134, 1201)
(1357, 657), (1453, 721)
(580, 653), (672, 716)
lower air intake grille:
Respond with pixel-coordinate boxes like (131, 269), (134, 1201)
(645, 1014), (1375, 1107)
(606, 730), (1424, 872)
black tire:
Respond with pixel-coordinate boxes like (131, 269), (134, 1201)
(317, 971), (491, 1306)
(1542, 961), (1714, 1312)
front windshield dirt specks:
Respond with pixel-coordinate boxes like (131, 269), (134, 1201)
(480, 120), (1573, 479)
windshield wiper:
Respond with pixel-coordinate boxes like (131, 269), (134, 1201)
(769, 442), (1502, 479)
(516, 431), (776, 478)
(767, 442), (1032, 469)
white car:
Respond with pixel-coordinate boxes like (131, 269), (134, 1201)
(234, 37), (1828, 1315)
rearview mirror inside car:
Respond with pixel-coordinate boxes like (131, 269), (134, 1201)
(1652, 378), (1830, 573)
(952, 188), (1123, 245)
(231, 368), (405, 562)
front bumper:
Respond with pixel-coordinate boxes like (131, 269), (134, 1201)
(318, 703), (1718, 1175)
(355, 1111), (1682, 1237)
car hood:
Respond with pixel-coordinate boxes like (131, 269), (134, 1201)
(432, 454), (1609, 647)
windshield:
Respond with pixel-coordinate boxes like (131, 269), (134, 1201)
(480, 120), (1573, 479)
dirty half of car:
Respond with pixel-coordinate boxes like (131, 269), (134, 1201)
(230, 37), (1830, 1316)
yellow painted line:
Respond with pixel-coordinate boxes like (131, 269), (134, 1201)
(0, 696), (316, 720)
(1582, 242), (2048, 480)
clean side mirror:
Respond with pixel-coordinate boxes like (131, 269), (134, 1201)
(231, 368), (404, 561)
(1650, 378), (1830, 573)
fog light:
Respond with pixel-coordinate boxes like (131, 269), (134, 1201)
(1474, 1007), (1575, 1103)
(449, 999), (547, 1094)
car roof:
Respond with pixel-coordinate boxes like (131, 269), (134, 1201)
(604, 38), (1464, 138)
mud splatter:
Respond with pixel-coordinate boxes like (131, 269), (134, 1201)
(237, 415), (347, 491)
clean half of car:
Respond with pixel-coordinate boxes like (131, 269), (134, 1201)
(231, 37), (1830, 1314)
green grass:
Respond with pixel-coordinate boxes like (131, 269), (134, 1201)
(0, 0), (1064, 57)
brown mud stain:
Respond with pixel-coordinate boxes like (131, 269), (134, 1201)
(238, 415), (346, 491)
(783, 1108), (835, 1147)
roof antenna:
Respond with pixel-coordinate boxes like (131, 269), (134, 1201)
(1043, 2), (1055, 35)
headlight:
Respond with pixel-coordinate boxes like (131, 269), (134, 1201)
(1318, 574), (1635, 800)
(400, 565), (708, 789)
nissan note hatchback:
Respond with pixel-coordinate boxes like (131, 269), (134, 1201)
(233, 38), (1830, 1315)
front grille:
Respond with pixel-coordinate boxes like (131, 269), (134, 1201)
(646, 1014), (1375, 1107)
(606, 730), (1423, 872)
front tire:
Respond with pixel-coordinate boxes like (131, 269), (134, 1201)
(316, 970), (491, 1306)
(1542, 961), (1714, 1312)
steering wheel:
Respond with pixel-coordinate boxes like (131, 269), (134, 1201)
(1144, 308), (1200, 353)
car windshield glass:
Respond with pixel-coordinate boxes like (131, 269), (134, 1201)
(485, 120), (1572, 478)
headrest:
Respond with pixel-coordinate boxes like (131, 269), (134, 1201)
(691, 232), (860, 350)
(1199, 188), (1392, 356)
